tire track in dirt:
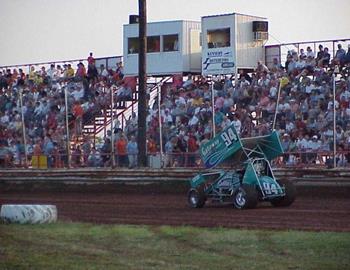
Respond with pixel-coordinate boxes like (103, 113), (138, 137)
(1, 192), (349, 232)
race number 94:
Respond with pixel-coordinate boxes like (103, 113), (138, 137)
(221, 128), (238, 147)
(262, 182), (279, 195)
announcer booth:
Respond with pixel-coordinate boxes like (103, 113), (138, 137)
(201, 13), (268, 75)
(123, 18), (202, 76)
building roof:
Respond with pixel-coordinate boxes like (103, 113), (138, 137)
(123, 19), (200, 27)
(201, 12), (267, 20)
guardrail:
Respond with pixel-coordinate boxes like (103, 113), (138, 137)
(0, 150), (349, 169)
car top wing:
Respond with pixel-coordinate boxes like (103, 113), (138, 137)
(200, 124), (283, 169)
(240, 131), (284, 161)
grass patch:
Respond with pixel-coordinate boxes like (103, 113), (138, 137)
(0, 223), (349, 270)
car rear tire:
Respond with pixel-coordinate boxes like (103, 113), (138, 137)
(270, 179), (296, 207)
(233, 184), (258, 209)
(187, 188), (206, 208)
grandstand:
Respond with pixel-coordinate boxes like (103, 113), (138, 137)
(0, 14), (350, 170)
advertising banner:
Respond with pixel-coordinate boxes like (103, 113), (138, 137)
(200, 124), (242, 168)
(202, 47), (235, 75)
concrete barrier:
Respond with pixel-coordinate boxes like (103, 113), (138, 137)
(0, 205), (57, 224)
(0, 168), (349, 189)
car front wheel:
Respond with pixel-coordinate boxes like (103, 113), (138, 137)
(233, 184), (258, 209)
(187, 188), (206, 208)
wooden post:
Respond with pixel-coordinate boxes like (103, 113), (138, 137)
(333, 73), (337, 168)
(137, 0), (147, 167)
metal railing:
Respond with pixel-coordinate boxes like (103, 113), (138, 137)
(265, 37), (350, 68)
(0, 55), (123, 74)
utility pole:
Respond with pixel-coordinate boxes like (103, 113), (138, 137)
(138, 0), (147, 167)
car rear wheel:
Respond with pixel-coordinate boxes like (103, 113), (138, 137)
(187, 188), (206, 208)
(270, 179), (296, 207)
(233, 184), (258, 209)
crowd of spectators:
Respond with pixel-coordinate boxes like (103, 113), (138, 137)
(0, 52), (141, 168)
(145, 44), (350, 167)
(1, 43), (350, 168)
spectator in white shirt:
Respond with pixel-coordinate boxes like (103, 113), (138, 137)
(71, 86), (85, 101)
(232, 114), (241, 135)
(221, 115), (231, 129)
(306, 46), (315, 58)
(188, 114), (199, 127)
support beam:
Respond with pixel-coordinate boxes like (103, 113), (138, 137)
(137, 0), (147, 167)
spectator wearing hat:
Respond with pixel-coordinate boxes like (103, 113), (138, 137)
(307, 135), (321, 163)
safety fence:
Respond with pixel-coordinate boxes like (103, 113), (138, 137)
(0, 56), (122, 74)
(265, 37), (350, 69)
(1, 150), (349, 170)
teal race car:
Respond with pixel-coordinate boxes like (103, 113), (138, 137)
(188, 124), (296, 209)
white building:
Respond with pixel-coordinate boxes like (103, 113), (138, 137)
(123, 20), (201, 76)
(201, 13), (268, 75)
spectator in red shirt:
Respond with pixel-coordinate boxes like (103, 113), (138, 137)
(75, 62), (86, 79)
(87, 52), (95, 66)
(87, 52), (98, 82)
(47, 109), (57, 131)
(147, 135), (157, 155)
(72, 101), (84, 136)
(115, 133), (128, 167)
(187, 133), (199, 167)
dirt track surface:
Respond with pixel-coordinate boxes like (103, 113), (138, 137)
(1, 189), (350, 232)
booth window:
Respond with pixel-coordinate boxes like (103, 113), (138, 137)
(207, 28), (230, 48)
(128, 38), (139, 54)
(147, 36), (160, 53)
(163, 34), (179, 52)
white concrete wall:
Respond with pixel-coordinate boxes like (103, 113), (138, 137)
(201, 13), (267, 74)
(201, 14), (236, 75)
(123, 20), (201, 76)
(235, 14), (266, 69)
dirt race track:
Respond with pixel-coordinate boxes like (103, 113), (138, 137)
(1, 185), (350, 232)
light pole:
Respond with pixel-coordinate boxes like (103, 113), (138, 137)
(272, 79), (282, 130)
(110, 87), (116, 168)
(64, 87), (71, 168)
(211, 80), (216, 137)
(19, 89), (28, 167)
(157, 84), (163, 167)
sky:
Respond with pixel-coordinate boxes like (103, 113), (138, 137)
(0, 0), (349, 66)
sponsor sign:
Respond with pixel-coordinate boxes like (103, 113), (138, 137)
(202, 48), (235, 75)
(200, 124), (242, 168)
